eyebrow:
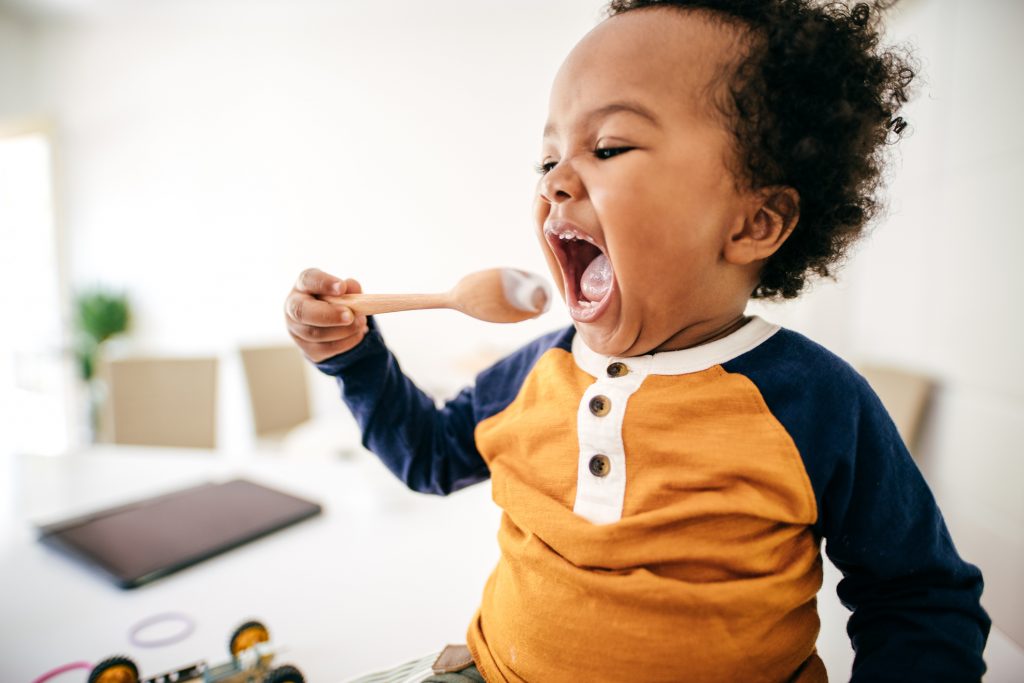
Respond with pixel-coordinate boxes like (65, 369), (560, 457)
(542, 100), (662, 139)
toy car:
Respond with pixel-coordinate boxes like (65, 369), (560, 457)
(87, 620), (304, 683)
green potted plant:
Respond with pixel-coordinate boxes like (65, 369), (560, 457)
(74, 289), (131, 440)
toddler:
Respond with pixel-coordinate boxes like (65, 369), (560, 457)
(284, 1), (989, 681)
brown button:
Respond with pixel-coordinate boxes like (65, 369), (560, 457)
(589, 395), (611, 417)
(606, 362), (628, 378)
(589, 454), (611, 477)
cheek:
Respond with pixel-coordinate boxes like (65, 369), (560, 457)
(602, 176), (733, 276)
(588, 174), (695, 295)
(588, 164), (693, 241)
(607, 214), (717, 313)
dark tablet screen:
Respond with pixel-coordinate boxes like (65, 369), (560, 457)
(37, 479), (322, 588)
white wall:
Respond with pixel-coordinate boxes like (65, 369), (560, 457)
(29, 0), (602, 368)
(9, 0), (1023, 653)
(23, 0), (613, 451)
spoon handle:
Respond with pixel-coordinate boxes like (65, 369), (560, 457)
(321, 292), (452, 316)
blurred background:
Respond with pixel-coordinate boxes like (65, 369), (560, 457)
(1, 0), (1021, 680)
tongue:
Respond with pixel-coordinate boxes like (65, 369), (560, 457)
(580, 253), (613, 302)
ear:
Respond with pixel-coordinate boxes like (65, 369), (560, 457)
(723, 186), (800, 266)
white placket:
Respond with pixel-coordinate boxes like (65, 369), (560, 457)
(572, 354), (651, 525)
(568, 317), (781, 525)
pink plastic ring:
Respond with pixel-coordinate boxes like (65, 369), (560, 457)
(31, 661), (93, 683)
(128, 611), (196, 648)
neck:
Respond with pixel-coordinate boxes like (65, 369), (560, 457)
(650, 311), (750, 353)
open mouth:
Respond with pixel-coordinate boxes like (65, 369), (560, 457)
(544, 221), (616, 323)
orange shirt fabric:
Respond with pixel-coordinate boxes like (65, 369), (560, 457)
(315, 317), (988, 682)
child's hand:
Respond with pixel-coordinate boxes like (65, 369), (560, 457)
(284, 268), (369, 362)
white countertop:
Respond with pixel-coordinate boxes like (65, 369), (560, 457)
(0, 446), (501, 682)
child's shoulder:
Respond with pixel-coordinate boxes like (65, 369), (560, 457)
(478, 325), (575, 381)
(724, 324), (899, 460)
(471, 325), (576, 418)
(726, 325), (869, 393)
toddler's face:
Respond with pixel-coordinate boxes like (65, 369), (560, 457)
(534, 8), (755, 357)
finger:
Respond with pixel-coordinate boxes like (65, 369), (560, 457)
(330, 279), (363, 323)
(285, 292), (355, 327)
(295, 268), (346, 296)
(286, 317), (367, 343)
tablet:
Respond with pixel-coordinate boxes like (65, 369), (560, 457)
(37, 478), (322, 588)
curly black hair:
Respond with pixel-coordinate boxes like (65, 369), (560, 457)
(606, 0), (916, 299)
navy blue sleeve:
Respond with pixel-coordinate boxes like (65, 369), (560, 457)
(725, 330), (990, 683)
(313, 319), (574, 496)
(314, 318), (486, 495)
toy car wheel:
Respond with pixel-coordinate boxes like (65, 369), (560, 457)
(229, 619), (271, 656)
(267, 664), (305, 683)
(88, 656), (140, 683)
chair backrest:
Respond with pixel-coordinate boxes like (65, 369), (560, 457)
(101, 356), (218, 448)
(239, 345), (311, 439)
(858, 363), (934, 455)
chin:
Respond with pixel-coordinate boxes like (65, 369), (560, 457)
(574, 316), (639, 358)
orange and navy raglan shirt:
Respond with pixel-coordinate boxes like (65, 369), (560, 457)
(316, 316), (989, 683)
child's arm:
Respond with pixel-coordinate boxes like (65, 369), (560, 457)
(817, 384), (990, 682)
(313, 316), (489, 495)
(284, 267), (486, 493)
(726, 333), (990, 682)
(289, 266), (572, 495)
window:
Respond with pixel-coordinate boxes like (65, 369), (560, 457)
(0, 128), (73, 456)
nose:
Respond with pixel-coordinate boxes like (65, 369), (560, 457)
(538, 160), (583, 204)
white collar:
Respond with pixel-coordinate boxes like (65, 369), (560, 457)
(571, 316), (780, 377)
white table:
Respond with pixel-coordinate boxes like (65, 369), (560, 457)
(1, 445), (1021, 682)
(0, 446), (501, 682)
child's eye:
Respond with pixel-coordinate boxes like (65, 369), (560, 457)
(594, 146), (632, 160)
(534, 147), (632, 175)
(534, 160), (558, 175)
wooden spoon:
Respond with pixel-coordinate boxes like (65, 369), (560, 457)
(322, 268), (551, 323)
